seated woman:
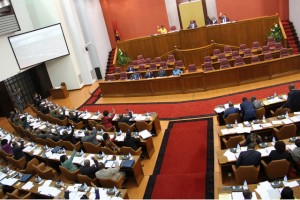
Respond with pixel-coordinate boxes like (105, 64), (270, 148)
(101, 109), (115, 129)
(157, 25), (167, 34)
(1, 139), (13, 155)
(269, 141), (290, 161)
(102, 132), (120, 153)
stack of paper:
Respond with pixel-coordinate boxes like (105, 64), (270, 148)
(294, 112), (300, 115)
(33, 148), (42, 155)
(282, 118), (293, 124)
(115, 135), (125, 142)
(21, 181), (34, 190)
(255, 181), (275, 200)
(290, 115), (300, 123)
(283, 180), (299, 187)
(252, 124), (262, 130)
(223, 150), (236, 161)
(256, 149), (269, 157)
(214, 107), (225, 113)
(105, 160), (115, 168)
(22, 145), (35, 153)
(260, 123), (272, 128)
(73, 157), (84, 165)
(0, 172), (7, 181)
(0, 178), (18, 186)
(139, 130), (152, 139)
(272, 120), (283, 125)
(287, 144), (297, 151)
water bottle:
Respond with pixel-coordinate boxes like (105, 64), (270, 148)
(235, 119), (238, 126)
(285, 111), (288, 118)
(283, 175), (287, 182)
(274, 92), (277, 97)
(243, 180), (248, 189)
(237, 144), (241, 152)
(262, 115), (266, 123)
(272, 137), (276, 145)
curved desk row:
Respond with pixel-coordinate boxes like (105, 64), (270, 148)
(99, 54), (300, 97)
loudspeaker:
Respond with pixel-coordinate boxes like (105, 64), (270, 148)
(94, 67), (102, 79)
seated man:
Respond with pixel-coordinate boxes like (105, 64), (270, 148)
(46, 128), (61, 142)
(240, 97), (256, 121)
(50, 107), (66, 120)
(95, 160), (126, 181)
(33, 93), (42, 108)
(61, 124), (76, 144)
(126, 64), (135, 72)
(118, 113), (132, 125)
(157, 67), (166, 77)
(79, 156), (100, 179)
(103, 132), (120, 154)
(130, 71), (141, 80)
(144, 69), (154, 79)
(187, 20), (197, 29)
(236, 143), (261, 167)
(38, 104), (50, 114)
(250, 96), (262, 110)
(172, 67), (182, 76)
(12, 139), (25, 160)
(242, 132), (262, 146)
(124, 130), (140, 151)
(269, 141), (290, 161)
(219, 12), (230, 23)
(0, 139), (13, 155)
(60, 149), (78, 172)
(282, 83), (300, 112)
(81, 127), (99, 145)
(291, 139), (300, 162)
(223, 102), (239, 119)
(69, 111), (81, 123)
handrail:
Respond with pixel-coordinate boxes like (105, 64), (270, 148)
(278, 16), (287, 48)
(159, 49), (175, 59)
(112, 47), (118, 66)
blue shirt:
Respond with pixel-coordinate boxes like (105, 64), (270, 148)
(131, 73), (141, 80)
(172, 69), (182, 76)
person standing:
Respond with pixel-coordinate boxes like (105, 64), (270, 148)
(240, 97), (256, 121)
(12, 88), (23, 113)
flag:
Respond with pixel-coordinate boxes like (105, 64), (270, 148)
(112, 19), (121, 41)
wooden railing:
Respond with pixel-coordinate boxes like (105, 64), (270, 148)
(278, 16), (287, 48)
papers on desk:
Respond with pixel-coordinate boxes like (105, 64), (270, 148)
(38, 124), (47, 130)
(255, 181), (274, 200)
(0, 177), (18, 186)
(221, 128), (237, 135)
(218, 193), (232, 200)
(105, 160), (116, 168)
(282, 118), (293, 124)
(214, 107), (225, 113)
(219, 192), (257, 200)
(223, 150), (237, 161)
(271, 120), (283, 125)
(112, 115), (119, 121)
(115, 135), (125, 142)
(139, 130), (152, 139)
(73, 157), (84, 165)
(90, 114), (101, 120)
(33, 148), (42, 155)
(256, 149), (269, 157)
(96, 135), (103, 141)
(49, 153), (63, 160)
(287, 144), (297, 151)
(260, 123), (272, 128)
(23, 145), (35, 153)
(133, 114), (148, 121)
(89, 188), (123, 200)
(290, 115), (300, 123)
(38, 180), (61, 197)
(264, 97), (283, 105)
(252, 124), (262, 130)
(74, 130), (85, 137)
(294, 112), (300, 115)
(21, 181), (34, 190)
(283, 180), (299, 187)
(0, 172), (7, 181)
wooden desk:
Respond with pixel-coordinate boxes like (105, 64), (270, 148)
(99, 54), (300, 97)
(50, 86), (69, 99)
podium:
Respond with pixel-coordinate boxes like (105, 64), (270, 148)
(50, 82), (69, 99)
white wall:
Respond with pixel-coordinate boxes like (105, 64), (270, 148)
(164, 0), (181, 30)
(0, 0), (34, 82)
(289, 0), (300, 38)
(206, 0), (218, 19)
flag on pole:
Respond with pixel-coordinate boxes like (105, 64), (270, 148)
(113, 19), (121, 41)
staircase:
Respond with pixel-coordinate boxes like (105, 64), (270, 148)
(281, 20), (300, 54)
(105, 48), (116, 77)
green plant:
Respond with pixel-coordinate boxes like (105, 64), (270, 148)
(116, 49), (131, 66)
(268, 23), (283, 42)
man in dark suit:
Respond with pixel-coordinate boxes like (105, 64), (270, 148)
(219, 12), (230, 23)
(157, 67), (166, 77)
(126, 65), (135, 72)
(144, 69), (154, 79)
(118, 113), (132, 125)
(69, 111), (81, 123)
(240, 97), (256, 121)
(79, 156), (100, 179)
(130, 71), (141, 80)
(12, 140), (25, 160)
(124, 130), (140, 151)
(61, 124), (76, 144)
(282, 83), (300, 112)
(236, 143), (261, 167)
(223, 102), (239, 119)
(81, 128), (99, 145)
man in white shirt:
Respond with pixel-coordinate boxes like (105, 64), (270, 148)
(291, 139), (300, 162)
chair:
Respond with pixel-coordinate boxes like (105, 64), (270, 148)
(62, 141), (81, 151)
(135, 121), (153, 132)
(131, 60), (138, 66)
(46, 138), (62, 147)
(59, 166), (80, 183)
(82, 142), (102, 154)
(176, 60), (184, 67)
(0, 149), (13, 163)
(7, 156), (26, 170)
(234, 56), (245, 66)
(217, 53), (226, 61)
(273, 124), (297, 140)
(256, 107), (266, 120)
(88, 120), (98, 129)
(95, 124), (114, 132)
(149, 63), (157, 70)
(213, 49), (221, 56)
(137, 59), (145, 65)
(77, 174), (98, 186)
(239, 44), (247, 53)
(262, 45), (270, 53)
(275, 42), (283, 51)
(167, 54), (175, 64)
(107, 74), (115, 81)
(145, 58), (152, 64)
(232, 165), (260, 184)
(170, 25), (177, 31)
(204, 56), (211, 62)
(270, 107), (291, 117)
(219, 59), (230, 69)
(263, 53), (273, 61)
(120, 146), (142, 157)
(34, 137), (48, 146)
(137, 55), (144, 60)
(243, 48), (252, 57)
(267, 37), (275, 43)
(251, 56), (260, 63)
(154, 57), (162, 63)
(224, 46), (232, 54)
(139, 64), (146, 71)
(101, 146), (118, 155)
(7, 189), (32, 199)
(261, 159), (290, 179)
(231, 51), (239, 59)
(267, 41), (276, 51)
(252, 41), (261, 51)
(118, 122), (135, 132)
(98, 176), (124, 189)
(69, 120), (84, 129)
(33, 163), (57, 179)
(280, 48), (289, 57)
(119, 72), (128, 80)
(203, 62), (214, 71)
(19, 158), (39, 174)
(188, 64), (197, 72)
(224, 113), (242, 124)
(222, 135), (245, 149)
(160, 61), (167, 69)
(115, 67), (121, 73)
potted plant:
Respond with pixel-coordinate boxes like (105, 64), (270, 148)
(116, 49), (131, 66)
(268, 23), (283, 42)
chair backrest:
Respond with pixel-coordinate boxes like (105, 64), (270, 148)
(252, 41), (261, 49)
(135, 121), (153, 132)
(7, 189), (31, 199)
(204, 56), (211, 62)
(62, 141), (81, 151)
(251, 56), (260, 63)
(118, 122), (135, 132)
(232, 165), (260, 184)
(119, 72), (128, 80)
(218, 53), (226, 61)
(256, 107), (266, 119)
(263, 159), (290, 179)
(234, 56), (245, 66)
(275, 124), (297, 140)
(167, 54), (175, 61)
(213, 49), (221, 56)
(280, 48), (289, 57)
(101, 146), (118, 155)
(239, 44), (247, 51)
(59, 166), (80, 183)
(263, 53), (273, 61)
(243, 48), (252, 57)
(7, 156), (26, 170)
(145, 58), (152, 64)
(267, 41), (276, 50)
(272, 107), (291, 116)
(34, 137), (48, 146)
(137, 59), (145, 65)
(46, 138), (62, 147)
(34, 163), (55, 179)
(95, 124), (113, 132)
(120, 146), (142, 156)
(219, 59), (230, 69)
(139, 64), (146, 71)
(224, 46), (232, 54)
(149, 63), (157, 70)
(268, 37), (274, 43)
(224, 113), (241, 124)
(222, 135), (245, 149)
(83, 142), (101, 154)
(98, 176), (124, 189)
(154, 57), (162, 63)
(176, 60), (184, 67)
(275, 42), (283, 51)
(132, 60), (138, 65)
(231, 51), (239, 59)
(21, 158), (39, 174)
(203, 62), (214, 71)
(137, 55), (144, 60)
(262, 45), (269, 53)
(107, 74), (115, 81)
(188, 64), (197, 72)
(160, 61), (167, 68)
(115, 67), (121, 73)
(77, 174), (96, 186)
(170, 25), (177, 31)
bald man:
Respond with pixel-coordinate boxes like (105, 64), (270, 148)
(79, 156), (100, 179)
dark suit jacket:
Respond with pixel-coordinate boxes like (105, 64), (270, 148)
(269, 150), (290, 161)
(69, 112), (81, 123)
(124, 137), (140, 151)
(283, 90), (300, 112)
(79, 159), (99, 179)
(240, 100), (256, 121)
(144, 72), (154, 78)
(223, 107), (239, 118)
(61, 126), (76, 144)
(12, 141), (25, 160)
(118, 116), (132, 125)
(236, 150), (261, 167)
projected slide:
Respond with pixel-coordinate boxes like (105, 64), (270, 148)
(9, 24), (69, 70)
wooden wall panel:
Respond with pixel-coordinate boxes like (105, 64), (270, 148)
(204, 69), (239, 90)
(269, 55), (300, 77)
(151, 77), (183, 95)
(238, 63), (270, 84)
(181, 73), (204, 92)
(179, 27), (208, 49)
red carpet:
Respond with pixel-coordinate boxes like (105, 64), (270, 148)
(79, 81), (300, 119)
(144, 119), (214, 199)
